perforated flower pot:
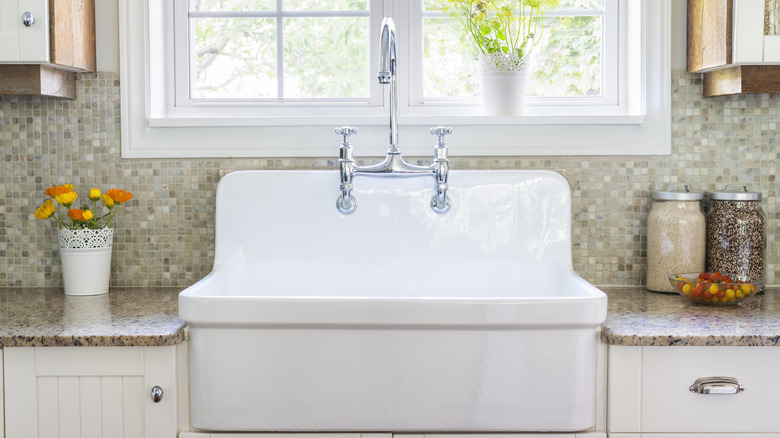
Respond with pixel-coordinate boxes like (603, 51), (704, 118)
(58, 228), (113, 296)
(478, 52), (530, 116)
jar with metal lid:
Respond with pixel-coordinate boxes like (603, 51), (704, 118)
(706, 185), (765, 288)
(646, 185), (706, 293)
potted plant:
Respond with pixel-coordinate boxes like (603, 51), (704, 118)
(444, 0), (559, 115)
(35, 185), (133, 296)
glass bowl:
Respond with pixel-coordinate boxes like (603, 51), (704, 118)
(668, 272), (764, 305)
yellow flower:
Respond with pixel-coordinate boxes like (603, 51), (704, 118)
(34, 199), (55, 219)
(102, 193), (115, 209)
(54, 191), (79, 207)
(105, 189), (133, 205)
(82, 210), (94, 221)
(89, 188), (102, 201)
(45, 184), (74, 198)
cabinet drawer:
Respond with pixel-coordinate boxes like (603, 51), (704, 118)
(641, 346), (780, 433)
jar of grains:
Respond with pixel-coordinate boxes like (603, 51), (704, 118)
(646, 185), (706, 293)
(706, 185), (765, 290)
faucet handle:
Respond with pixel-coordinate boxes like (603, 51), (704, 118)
(335, 126), (358, 144)
(430, 126), (452, 146)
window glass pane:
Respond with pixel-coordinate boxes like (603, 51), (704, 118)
(283, 17), (369, 98)
(423, 0), (448, 10)
(423, 17), (478, 99)
(283, 0), (367, 11)
(191, 0), (275, 12)
(527, 15), (602, 97)
(191, 18), (277, 99)
(557, 0), (603, 9)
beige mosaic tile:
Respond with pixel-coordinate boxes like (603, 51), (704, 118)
(0, 71), (777, 288)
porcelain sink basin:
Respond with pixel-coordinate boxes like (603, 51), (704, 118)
(180, 170), (607, 433)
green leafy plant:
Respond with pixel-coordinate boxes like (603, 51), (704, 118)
(443, 0), (560, 58)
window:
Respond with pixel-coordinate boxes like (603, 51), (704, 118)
(119, 0), (670, 157)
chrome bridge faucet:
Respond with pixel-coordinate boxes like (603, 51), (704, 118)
(335, 17), (452, 216)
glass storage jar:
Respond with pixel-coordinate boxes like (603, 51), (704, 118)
(706, 185), (765, 289)
(646, 185), (706, 293)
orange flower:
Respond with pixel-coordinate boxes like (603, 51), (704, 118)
(68, 208), (85, 221)
(45, 184), (75, 198)
(105, 189), (133, 205)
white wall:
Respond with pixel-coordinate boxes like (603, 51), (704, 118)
(95, 0), (688, 75)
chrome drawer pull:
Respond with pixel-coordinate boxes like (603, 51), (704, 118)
(689, 376), (744, 394)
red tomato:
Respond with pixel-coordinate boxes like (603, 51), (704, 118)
(722, 275), (733, 284)
(703, 290), (713, 300)
(710, 272), (723, 282)
(691, 283), (704, 298)
(699, 272), (710, 281)
(716, 290), (726, 299)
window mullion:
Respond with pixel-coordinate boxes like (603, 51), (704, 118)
(172, 0), (191, 110)
(276, 0), (284, 99)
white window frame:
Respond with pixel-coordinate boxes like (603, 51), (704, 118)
(119, 0), (670, 158)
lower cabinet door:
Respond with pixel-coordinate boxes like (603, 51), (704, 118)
(3, 346), (177, 438)
(641, 346), (780, 433)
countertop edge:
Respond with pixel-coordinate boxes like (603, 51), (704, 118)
(0, 328), (186, 348)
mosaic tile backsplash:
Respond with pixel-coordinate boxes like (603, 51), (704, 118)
(0, 71), (777, 288)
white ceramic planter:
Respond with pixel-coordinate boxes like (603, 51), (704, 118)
(58, 228), (113, 296)
(479, 52), (530, 116)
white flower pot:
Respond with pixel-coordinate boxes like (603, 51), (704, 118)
(58, 228), (113, 296)
(479, 53), (530, 116)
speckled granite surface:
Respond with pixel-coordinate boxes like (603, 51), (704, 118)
(2, 286), (779, 348)
(602, 286), (780, 346)
(0, 288), (185, 347)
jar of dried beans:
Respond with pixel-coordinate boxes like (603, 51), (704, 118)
(706, 185), (766, 290)
(646, 185), (706, 293)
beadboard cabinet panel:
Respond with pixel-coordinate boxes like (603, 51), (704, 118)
(3, 346), (178, 438)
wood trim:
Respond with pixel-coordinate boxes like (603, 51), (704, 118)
(687, 0), (732, 72)
(703, 65), (780, 96)
(0, 65), (76, 99)
(49, 0), (96, 72)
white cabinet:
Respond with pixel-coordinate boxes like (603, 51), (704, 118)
(732, 0), (780, 64)
(2, 345), (180, 438)
(608, 345), (780, 435)
(0, 0), (95, 98)
(0, 0), (49, 63)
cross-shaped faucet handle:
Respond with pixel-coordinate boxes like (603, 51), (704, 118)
(335, 126), (358, 144)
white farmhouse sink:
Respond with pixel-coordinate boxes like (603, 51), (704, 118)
(180, 170), (607, 432)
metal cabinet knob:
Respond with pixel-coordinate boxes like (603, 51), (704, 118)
(22, 11), (35, 27)
(151, 386), (164, 402)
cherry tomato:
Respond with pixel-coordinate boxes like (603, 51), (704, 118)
(691, 283), (704, 298)
(699, 272), (710, 281)
(703, 290), (713, 300)
(716, 290), (726, 299)
(710, 272), (723, 283)
(722, 275), (733, 284)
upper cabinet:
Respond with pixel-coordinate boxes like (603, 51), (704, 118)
(0, 0), (96, 99)
(688, 0), (780, 97)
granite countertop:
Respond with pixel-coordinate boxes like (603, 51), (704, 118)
(0, 288), (185, 347)
(602, 286), (780, 346)
(1, 286), (779, 348)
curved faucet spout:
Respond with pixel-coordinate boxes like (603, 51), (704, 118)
(378, 17), (398, 152)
